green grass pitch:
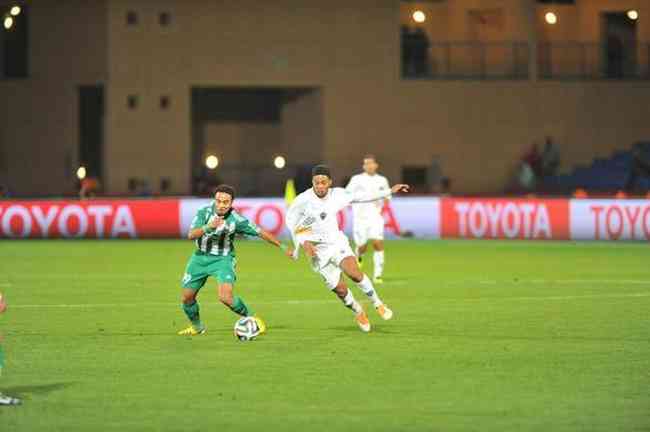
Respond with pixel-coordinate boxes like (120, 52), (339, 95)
(0, 239), (648, 431)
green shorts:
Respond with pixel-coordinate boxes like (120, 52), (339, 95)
(181, 253), (237, 291)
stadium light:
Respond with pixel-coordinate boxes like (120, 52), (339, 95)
(3, 16), (13, 30)
(545, 12), (557, 25)
(627, 10), (638, 21)
(76, 166), (87, 180)
(412, 10), (426, 23)
(205, 155), (219, 170)
(274, 155), (286, 170)
(10, 5), (21, 16)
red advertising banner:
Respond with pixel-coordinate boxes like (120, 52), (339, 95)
(0, 200), (180, 238)
(441, 198), (570, 240)
(2, 197), (647, 241)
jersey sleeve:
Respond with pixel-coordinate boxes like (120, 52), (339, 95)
(333, 188), (355, 211)
(345, 176), (358, 194)
(234, 214), (261, 237)
(285, 193), (307, 231)
(346, 186), (389, 205)
(190, 208), (206, 230)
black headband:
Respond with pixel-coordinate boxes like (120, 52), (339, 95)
(311, 164), (331, 178)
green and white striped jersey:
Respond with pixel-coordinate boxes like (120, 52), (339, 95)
(190, 204), (261, 257)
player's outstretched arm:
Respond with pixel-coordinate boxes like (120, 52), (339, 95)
(390, 184), (410, 194)
(259, 229), (295, 259)
(350, 183), (410, 204)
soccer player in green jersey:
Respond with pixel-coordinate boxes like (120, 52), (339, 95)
(0, 293), (21, 405)
(178, 184), (294, 336)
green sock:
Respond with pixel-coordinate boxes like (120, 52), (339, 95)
(182, 301), (203, 329)
(230, 296), (252, 317)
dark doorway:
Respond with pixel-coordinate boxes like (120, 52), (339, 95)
(601, 12), (637, 79)
(190, 87), (323, 196)
(0, 4), (29, 79)
(78, 86), (104, 181)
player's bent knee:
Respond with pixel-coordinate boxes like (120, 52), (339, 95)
(333, 285), (347, 299)
(218, 284), (234, 305)
(219, 294), (233, 306)
(181, 289), (197, 304)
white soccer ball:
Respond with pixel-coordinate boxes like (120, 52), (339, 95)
(234, 316), (260, 341)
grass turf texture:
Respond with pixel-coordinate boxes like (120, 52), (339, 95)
(0, 239), (648, 431)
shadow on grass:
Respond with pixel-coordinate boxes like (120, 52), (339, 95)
(4, 382), (73, 397)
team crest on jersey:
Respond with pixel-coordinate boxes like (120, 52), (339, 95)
(320, 212), (327, 220)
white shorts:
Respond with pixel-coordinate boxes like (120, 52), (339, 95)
(353, 218), (384, 246)
(310, 236), (355, 290)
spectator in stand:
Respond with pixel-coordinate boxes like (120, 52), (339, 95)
(523, 143), (542, 177)
(80, 177), (101, 200)
(541, 136), (560, 177)
(516, 160), (536, 192)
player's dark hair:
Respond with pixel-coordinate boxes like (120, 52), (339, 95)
(311, 164), (331, 179)
(363, 154), (377, 162)
(214, 184), (236, 200)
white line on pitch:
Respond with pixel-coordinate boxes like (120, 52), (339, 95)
(467, 292), (650, 302)
(10, 299), (336, 308)
(473, 279), (649, 286)
(9, 292), (650, 309)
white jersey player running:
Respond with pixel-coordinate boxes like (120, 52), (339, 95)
(286, 164), (409, 332)
(345, 155), (390, 283)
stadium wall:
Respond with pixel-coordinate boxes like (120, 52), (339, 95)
(1, 197), (649, 241)
(2, 0), (650, 196)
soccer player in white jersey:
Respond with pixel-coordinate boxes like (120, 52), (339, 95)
(286, 165), (409, 332)
(345, 154), (390, 283)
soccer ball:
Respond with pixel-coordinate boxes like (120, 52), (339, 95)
(234, 316), (260, 341)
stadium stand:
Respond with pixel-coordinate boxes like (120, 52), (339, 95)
(542, 142), (650, 194)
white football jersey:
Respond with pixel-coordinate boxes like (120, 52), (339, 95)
(286, 187), (353, 245)
(286, 186), (390, 247)
(345, 173), (390, 220)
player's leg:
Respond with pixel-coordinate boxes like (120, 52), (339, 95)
(371, 239), (385, 283)
(0, 348), (21, 405)
(368, 220), (386, 283)
(212, 257), (254, 317)
(339, 256), (393, 320)
(327, 272), (370, 332)
(214, 258), (266, 333)
(218, 284), (266, 333)
(353, 224), (368, 267)
(217, 283), (253, 317)
(178, 256), (208, 335)
(179, 288), (206, 335)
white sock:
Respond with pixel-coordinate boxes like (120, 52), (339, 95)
(342, 290), (362, 314)
(357, 275), (382, 307)
(373, 251), (385, 278)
